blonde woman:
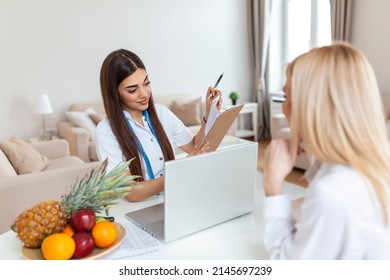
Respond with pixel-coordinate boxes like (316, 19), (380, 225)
(263, 42), (390, 259)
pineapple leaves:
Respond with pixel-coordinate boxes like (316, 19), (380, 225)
(61, 158), (140, 214)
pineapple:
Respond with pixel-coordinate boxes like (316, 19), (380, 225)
(12, 158), (138, 248)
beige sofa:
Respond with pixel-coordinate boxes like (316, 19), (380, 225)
(0, 139), (100, 234)
(271, 95), (390, 170)
(58, 101), (104, 162)
(58, 95), (205, 162)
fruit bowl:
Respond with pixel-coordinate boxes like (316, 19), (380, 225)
(22, 222), (126, 260)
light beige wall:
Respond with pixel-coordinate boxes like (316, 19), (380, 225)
(0, 0), (251, 141)
(351, 0), (390, 95)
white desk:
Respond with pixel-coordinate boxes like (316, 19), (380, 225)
(0, 173), (305, 260)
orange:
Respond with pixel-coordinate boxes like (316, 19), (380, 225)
(41, 233), (76, 260)
(92, 221), (117, 248)
(62, 224), (75, 237)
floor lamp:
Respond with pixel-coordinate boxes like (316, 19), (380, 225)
(34, 94), (53, 141)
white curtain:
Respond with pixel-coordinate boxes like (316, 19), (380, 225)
(249, 0), (273, 141)
(330, 0), (353, 42)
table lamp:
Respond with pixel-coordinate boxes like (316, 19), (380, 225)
(33, 94), (53, 140)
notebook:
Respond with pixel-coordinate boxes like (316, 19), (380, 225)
(125, 141), (258, 243)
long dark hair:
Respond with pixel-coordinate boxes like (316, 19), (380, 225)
(100, 49), (174, 180)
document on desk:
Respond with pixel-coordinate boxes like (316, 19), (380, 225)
(101, 219), (162, 260)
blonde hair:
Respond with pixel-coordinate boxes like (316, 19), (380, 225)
(288, 42), (390, 222)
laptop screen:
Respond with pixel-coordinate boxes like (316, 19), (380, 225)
(164, 141), (258, 242)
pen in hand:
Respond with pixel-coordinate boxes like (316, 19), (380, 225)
(209, 72), (224, 98)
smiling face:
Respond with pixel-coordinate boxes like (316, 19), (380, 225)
(118, 68), (151, 119)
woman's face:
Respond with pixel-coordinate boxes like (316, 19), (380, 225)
(282, 74), (292, 123)
(118, 68), (151, 115)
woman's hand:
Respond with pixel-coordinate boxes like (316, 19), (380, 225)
(263, 139), (297, 196)
(186, 141), (209, 157)
(187, 87), (222, 154)
(204, 86), (222, 121)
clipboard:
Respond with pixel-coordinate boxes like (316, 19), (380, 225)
(200, 104), (244, 152)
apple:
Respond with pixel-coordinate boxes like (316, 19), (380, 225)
(72, 231), (95, 259)
(70, 208), (96, 231)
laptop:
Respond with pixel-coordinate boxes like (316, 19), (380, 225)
(125, 141), (258, 243)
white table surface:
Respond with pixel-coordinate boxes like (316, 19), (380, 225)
(0, 172), (306, 260)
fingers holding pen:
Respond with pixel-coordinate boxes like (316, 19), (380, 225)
(206, 71), (224, 107)
(206, 87), (222, 107)
(207, 87), (221, 99)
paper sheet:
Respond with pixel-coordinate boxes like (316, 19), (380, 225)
(101, 219), (162, 260)
(205, 95), (221, 135)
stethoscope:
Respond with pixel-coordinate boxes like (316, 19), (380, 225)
(123, 110), (161, 180)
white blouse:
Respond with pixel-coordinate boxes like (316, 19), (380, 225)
(95, 104), (193, 179)
(263, 162), (390, 259)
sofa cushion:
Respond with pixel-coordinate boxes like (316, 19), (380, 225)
(0, 148), (17, 177)
(170, 97), (202, 126)
(89, 112), (106, 124)
(44, 156), (84, 171)
(69, 101), (105, 114)
(0, 136), (49, 175)
(65, 107), (97, 141)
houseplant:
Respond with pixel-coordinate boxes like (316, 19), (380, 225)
(229, 91), (240, 105)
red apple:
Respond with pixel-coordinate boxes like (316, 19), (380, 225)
(72, 231), (95, 259)
(70, 208), (96, 231)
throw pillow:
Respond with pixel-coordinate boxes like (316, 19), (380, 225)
(65, 107), (97, 141)
(0, 148), (17, 177)
(0, 136), (49, 175)
(170, 97), (201, 126)
(89, 112), (106, 125)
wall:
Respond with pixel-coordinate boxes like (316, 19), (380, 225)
(351, 0), (390, 95)
(0, 0), (251, 140)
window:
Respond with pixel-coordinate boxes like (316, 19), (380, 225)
(268, 0), (331, 93)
